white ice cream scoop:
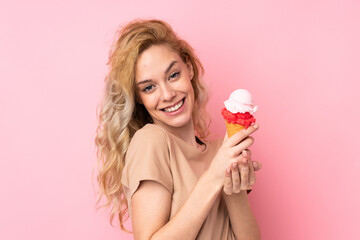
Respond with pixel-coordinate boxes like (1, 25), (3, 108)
(224, 89), (258, 114)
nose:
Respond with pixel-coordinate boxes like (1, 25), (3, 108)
(160, 83), (176, 102)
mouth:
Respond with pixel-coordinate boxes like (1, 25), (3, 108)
(161, 98), (185, 113)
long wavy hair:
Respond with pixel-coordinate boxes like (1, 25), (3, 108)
(94, 19), (210, 231)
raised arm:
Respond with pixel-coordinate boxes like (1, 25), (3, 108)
(222, 150), (261, 240)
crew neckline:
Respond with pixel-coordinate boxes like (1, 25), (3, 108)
(149, 124), (208, 153)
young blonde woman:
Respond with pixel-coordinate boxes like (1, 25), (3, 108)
(95, 19), (262, 240)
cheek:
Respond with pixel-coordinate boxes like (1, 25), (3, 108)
(141, 94), (158, 109)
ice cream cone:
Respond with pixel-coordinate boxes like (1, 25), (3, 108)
(225, 121), (246, 137)
(222, 89), (257, 137)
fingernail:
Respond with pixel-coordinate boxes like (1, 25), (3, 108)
(242, 150), (247, 157)
(253, 162), (258, 168)
(253, 124), (259, 129)
(232, 163), (237, 169)
(226, 168), (231, 174)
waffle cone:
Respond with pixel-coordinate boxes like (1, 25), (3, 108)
(225, 121), (246, 137)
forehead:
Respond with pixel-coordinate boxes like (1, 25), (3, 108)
(135, 45), (182, 81)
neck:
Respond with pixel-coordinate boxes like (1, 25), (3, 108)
(154, 119), (199, 148)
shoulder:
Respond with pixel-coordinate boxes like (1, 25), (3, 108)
(124, 124), (173, 176)
(126, 124), (172, 162)
(122, 125), (174, 200)
(130, 124), (170, 148)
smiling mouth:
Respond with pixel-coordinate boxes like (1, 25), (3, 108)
(162, 98), (185, 112)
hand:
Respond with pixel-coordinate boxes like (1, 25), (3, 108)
(208, 124), (259, 184)
(223, 150), (262, 195)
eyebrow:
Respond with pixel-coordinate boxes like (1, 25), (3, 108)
(165, 60), (177, 74)
(137, 60), (178, 86)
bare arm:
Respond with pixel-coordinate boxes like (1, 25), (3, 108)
(132, 171), (223, 240)
(223, 150), (261, 240)
(223, 190), (260, 240)
(131, 125), (259, 240)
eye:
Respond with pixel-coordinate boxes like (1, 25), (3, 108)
(142, 84), (155, 92)
(169, 71), (180, 80)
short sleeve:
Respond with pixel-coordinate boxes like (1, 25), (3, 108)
(121, 125), (173, 199)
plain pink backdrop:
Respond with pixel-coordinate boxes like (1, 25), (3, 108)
(1, 0), (359, 239)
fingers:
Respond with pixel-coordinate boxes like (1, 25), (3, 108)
(231, 163), (241, 193)
(252, 161), (262, 171)
(248, 158), (256, 187)
(239, 158), (250, 190)
(224, 159), (257, 194)
(223, 168), (233, 195)
(243, 150), (262, 172)
(243, 150), (256, 187)
(223, 148), (259, 195)
(224, 163), (242, 195)
(242, 149), (251, 157)
(232, 136), (255, 156)
(225, 124), (259, 147)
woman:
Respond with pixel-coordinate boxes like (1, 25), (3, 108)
(95, 19), (262, 240)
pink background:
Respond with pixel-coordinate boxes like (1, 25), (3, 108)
(1, 0), (359, 239)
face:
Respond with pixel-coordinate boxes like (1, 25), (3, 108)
(135, 44), (195, 130)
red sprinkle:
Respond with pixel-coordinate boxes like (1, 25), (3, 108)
(221, 108), (256, 129)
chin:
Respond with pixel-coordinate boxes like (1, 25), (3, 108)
(169, 116), (193, 128)
(155, 115), (192, 129)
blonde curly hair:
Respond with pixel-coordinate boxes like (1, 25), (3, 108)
(94, 19), (210, 231)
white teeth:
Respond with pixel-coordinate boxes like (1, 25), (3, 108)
(164, 99), (184, 112)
